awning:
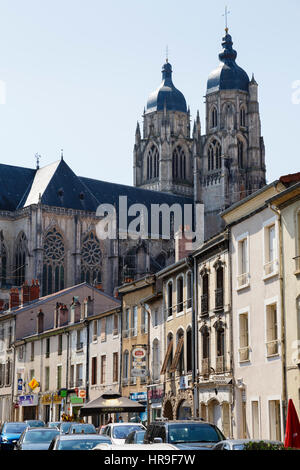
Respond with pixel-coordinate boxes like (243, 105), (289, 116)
(79, 392), (146, 417)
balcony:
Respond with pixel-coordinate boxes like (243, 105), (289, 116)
(263, 259), (279, 277)
(237, 272), (250, 289)
(201, 295), (209, 316)
(239, 346), (250, 362)
(215, 288), (224, 310)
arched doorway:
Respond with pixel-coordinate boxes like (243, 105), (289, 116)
(163, 401), (173, 420)
(176, 399), (192, 420)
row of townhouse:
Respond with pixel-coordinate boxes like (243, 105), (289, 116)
(0, 282), (121, 427)
(117, 175), (300, 441)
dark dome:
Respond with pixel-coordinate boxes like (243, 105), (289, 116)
(207, 32), (249, 94)
(146, 61), (187, 114)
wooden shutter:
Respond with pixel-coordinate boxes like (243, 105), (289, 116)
(160, 339), (173, 375)
(169, 337), (184, 373)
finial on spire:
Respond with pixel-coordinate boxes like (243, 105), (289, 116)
(35, 153), (41, 170)
(166, 45), (169, 63)
(61, 149), (64, 160)
(223, 6), (230, 33)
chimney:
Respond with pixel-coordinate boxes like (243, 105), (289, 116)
(83, 296), (94, 317)
(21, 281), (30, 306)
(175, 226), (194, 262)
(9, 288), (20, 310)
(58, 304), (68, 326)
(30, 280), (40, 301)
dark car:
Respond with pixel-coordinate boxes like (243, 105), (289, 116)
(144, 420), (226, 450)
(48, 433), (112, 450)
(15, 427), (60, 450)
(125, 430), (146, 444)
(24, 419), (45, 428)
(0, 422), (28, 450)
(67, 423), (97, 435)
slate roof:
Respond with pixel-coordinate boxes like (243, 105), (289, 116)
(0, 158), (193, 215)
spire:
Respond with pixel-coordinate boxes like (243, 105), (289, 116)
(219, 32), (237, 63)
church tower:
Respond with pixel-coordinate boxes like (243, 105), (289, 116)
(134, 60), (194, 197)
(195, 28), (266, 238)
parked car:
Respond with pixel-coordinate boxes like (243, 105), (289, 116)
(144, 420), (225, 450)
(14, 427), (60, 450)
(67, 423), (97, 434)
(48, 433), (112, 450)
(0, 422), (28, 450)
(24, 419), (45, 428)
(56, 422), (72, 434)
(211, 439), (284, 450)
(94, 443), (178, 451)
(102, 422), (146, 445)
(125, 430), (146, 444)
(47, 421), (61, 429)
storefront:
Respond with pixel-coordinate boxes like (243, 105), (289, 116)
(147, 385), (164, 422)
(40, 393), (63, 422)
(128, 392), (147, 425)
(17, 394), (39, 420)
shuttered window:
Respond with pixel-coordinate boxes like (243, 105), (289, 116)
(169, 336), (184, 373)
(91, 357), (97, 385)
(113, 353), (118, 383)
(100, 318), (106, 342)
(160, 339), (173, 375)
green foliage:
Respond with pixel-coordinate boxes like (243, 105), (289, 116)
(243, 441), (284, 451)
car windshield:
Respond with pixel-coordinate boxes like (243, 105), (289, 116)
(23, 430), (59, 443)
(112, 425), (144, 439)
(69, 424), (96, 434)
(168, 424), (224, 444)
(48, 423), (60, 428)
(57, 438), (111, 450)
(26, 421), (44, 427)
(136, 431), (146, 443)
(3, 423), (27, 434)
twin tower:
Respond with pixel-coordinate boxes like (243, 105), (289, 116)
(133, 30), (266, 239)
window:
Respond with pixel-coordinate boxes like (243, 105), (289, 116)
(42, 227), (65, 296)
(152, 339), (160, 381)
(211, 106), (218, 128)
(147, 145), (159, 180)
(76, 330), (84, 351)
(58, 335), (63, 355)
(76, 363), (83, 387)
(186, 328), (192, 373)
(91, 357), (97, 385)
(30, 342), (34, 361)
(100, 356), (106, 384)
(266, 303), (279, 356)
(80, 231), (102, 285)
(237, 235), (249, 288)
(131, 307), (138, 337)
(5, 359), (11, 386)
(201, 326), (210, 376)
(113, 314), (119, 336)
(37, 311), (44, 334)
(252, 401), (260, 439)
(123, 308), (130, 337)
(45, 366), (50, 391)
(201, 271), (209, 315)
(153, 308), (160, 327)
(239, 312), (250, 362)
(187, 272), (192, 309)
(57, 365), (62, 390)
(269, 400), (282, 441)
(172, 146), (186, 180)
(45, 337), (50, 358)
(216, 322), (225, 372)
(100, 318), (106, 342)
(170, 332), (184, 374)
(14, 232), (27, 286)
(167, 282), (173, 317)
(238, 140), (244, 169)
(141, 305), (148, 334)
(240, 106), (246, 127)
(264, 222), (278, 276)
(123, 351), (129, 383)
(208, 140), (222, 171)
(92, 320), (98, 342)
(215, 264), (224, 310)
(160, 335), (173, 375)
(176, 276), (184, 313)
(113, 352), (118, 383)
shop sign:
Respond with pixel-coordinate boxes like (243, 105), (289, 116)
(148, 386), (164, 403)
(70, 396), (83, 404)
(18, 394), (38, 406)
(130, 392), (147, 402)
(17, 378), (23, 393)
(41, 393), (62, 404)
(179, 376), (189, 390)
(78, 390), (86, 398)
(132, 346), (147, 360)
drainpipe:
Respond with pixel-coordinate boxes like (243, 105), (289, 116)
(227, 229), (235, 438)
(188, 255), (199, 418)
(269, 204), (287, 433)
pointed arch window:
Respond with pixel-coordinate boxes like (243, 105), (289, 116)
(81, 231), (102, 285)
(0, 235), (7, 287)
(14, 232), (27, 286)
(172, 146), (186, 180)
(208, 140), (222, 172)
(238, 140), (244, 169)
(42, 227), (65, 296)
(211, 106), (218, 129)
(240, 106), (246, 127)
(147, 145), (159, 180)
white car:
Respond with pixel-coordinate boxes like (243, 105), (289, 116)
(93, 443), (178, 451)
(102, 423), (146, 445)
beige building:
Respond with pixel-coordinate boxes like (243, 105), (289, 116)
(267, 179), (300, 418)
(193, 231), (233, 438)
(221, 177), (300, 441)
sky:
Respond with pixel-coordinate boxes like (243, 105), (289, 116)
(0, 0), (299, 186)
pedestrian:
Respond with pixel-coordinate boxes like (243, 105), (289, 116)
(118, 416), (123, 423)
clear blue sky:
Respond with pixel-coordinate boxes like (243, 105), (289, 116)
(0, 0), (299, 185)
